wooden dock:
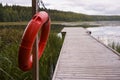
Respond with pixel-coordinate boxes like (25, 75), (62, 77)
(52, 27), (120, 80)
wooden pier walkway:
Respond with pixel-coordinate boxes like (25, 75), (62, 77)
(52, 27), (120, 80)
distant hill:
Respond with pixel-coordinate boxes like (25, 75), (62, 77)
(0, 3), (120, 22)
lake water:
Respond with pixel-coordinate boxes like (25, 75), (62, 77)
(86, 21), (120, 46)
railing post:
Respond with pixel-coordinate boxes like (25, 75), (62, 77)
(32, 0), (39, 80)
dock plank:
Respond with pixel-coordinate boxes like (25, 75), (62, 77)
(52, 27), (120, 80)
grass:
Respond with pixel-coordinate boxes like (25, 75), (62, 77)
(0, 22), (28, 26)
(108, 42), (120, 53)
(0, 24), (64, 80)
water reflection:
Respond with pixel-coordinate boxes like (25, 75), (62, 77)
(87, 26), (120, 45)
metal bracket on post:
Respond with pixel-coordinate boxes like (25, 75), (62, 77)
(32, 0), (39, 80)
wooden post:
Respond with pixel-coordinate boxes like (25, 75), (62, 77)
(32, 0), (36, 16)
(32, 0), (39, 80)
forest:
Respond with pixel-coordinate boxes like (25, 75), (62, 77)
(0, 3), (120, 22)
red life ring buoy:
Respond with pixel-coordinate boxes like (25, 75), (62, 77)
(18, 11), (50, 71)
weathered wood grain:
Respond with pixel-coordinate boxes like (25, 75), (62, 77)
(52, 27), (120, 80)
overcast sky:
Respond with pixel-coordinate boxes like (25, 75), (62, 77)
(0, 0), (120, 15)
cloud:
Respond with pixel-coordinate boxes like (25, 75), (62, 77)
(44, 0), (120, 15)
(0, 0), (120, 15)
(1, 0), (31, 6)
(103, 6), (120, 15)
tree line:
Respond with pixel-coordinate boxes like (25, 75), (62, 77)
(0, 3), (32, 22)
(0, 3), (120, 22)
